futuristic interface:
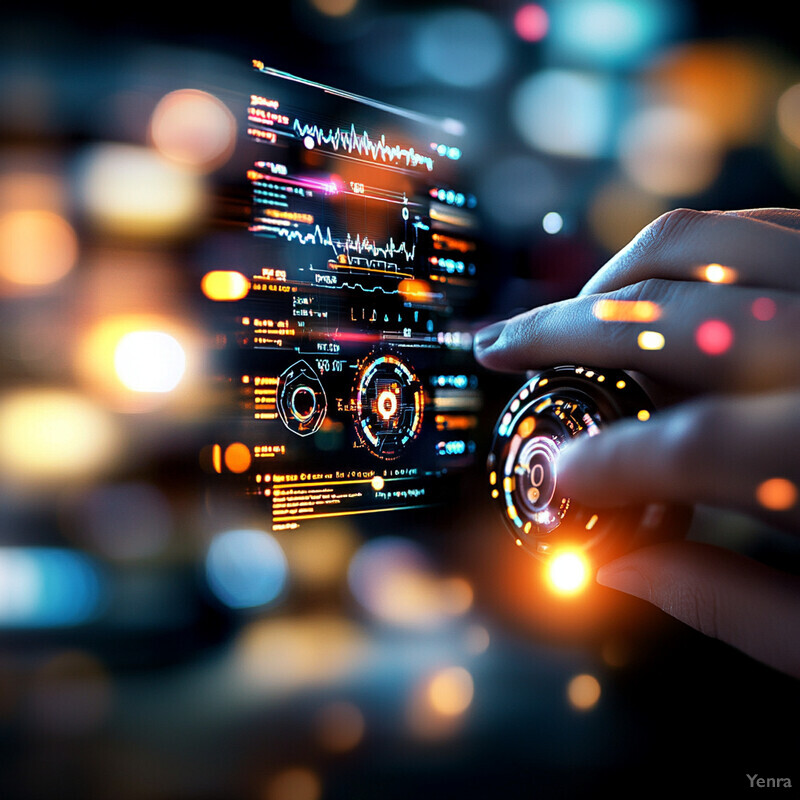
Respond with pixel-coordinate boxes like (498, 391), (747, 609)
(205, 64), (482, 531)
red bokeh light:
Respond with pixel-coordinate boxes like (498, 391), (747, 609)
(514, 4), (549, 42)
(695, 319), (734, 355)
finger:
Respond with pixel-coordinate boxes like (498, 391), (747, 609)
(579, 208), (800, 297)
(724, 207), (800, 232)
(596, 541), (800, 679)
(556, 391), (800, 531)
(474, 279), (800, 393)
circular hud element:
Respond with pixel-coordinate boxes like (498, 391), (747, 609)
(353, 354), (424, 460)
(276, 360), (327, 437)
(487, 365), (686, 565)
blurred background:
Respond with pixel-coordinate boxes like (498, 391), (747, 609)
(1, 1), (800, 798)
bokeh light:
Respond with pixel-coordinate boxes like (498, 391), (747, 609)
(755, 477), (798, 511)
(205, 529), (288, 610)
(201, 270), (251, 301)
(511, 69), (615, 158)
(650, 42), (781, 148)
(637, 330), (666, 350)
(593, 299), (661, 322)
(542, 211), (564, 234)
(347, 536), (472, 628)
(414, 9), (507, 88)
(114, 330), (186, 393)
(567, 673), (602, 710)
(149, 89), (237, 172)
(0, 209), (78, 291)
(77, 313), (198, 410)
(694, 319), (733, 356)
(700, 263), (736, 284)
(427, 666), (474, 717)
(751, 297), (777, 321)
(618, 105), (722, 197)
(0, 548), (103, 627)
(76, 143), (206, 238)
(265, 767), (322, 800)
(0, 388), (119, 485)
(546, 0), (682, 69)
(310, 0), (358, 16)
(514, 4), (549, 42)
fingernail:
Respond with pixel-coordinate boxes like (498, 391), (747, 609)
(473, 320), (505, 353)
(596, 564), (652, 601)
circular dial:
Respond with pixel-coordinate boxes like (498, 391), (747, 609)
(488, 365), (656, 562)
(353, 354), (424, 460)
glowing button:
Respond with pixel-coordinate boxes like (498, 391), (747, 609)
(377, 390), (398, 420)
(547, 551), (590, 595)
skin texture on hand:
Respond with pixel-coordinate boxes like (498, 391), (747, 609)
(475, 208), (800, 679)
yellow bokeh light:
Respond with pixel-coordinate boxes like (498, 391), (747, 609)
(149, 89), (237, 172)
(637, 409), (651, 422)
(0, 209), (78, 290)
(201, 270), (251, 301)
(547, 550), (590, 596)
(755, 477), (797, 511)
(567, 673), (601, 711)
(593, 298), (662, 323)
(77, 143), (205, 238)
(637, 330), (666, 350)
(0, 388), (119, 485)
(427, 666), (474, 717)
(700, 263), (736, 284)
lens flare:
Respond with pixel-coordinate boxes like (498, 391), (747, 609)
(547, 550), (590, 595)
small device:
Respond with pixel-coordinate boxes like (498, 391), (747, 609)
(487, 365), (689, 581)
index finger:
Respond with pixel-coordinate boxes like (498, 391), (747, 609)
(581, 208), (800, 297)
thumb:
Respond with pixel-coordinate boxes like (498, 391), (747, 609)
(596, 541), (800, 679)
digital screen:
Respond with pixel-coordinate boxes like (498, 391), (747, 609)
(205, 62), (483, 532)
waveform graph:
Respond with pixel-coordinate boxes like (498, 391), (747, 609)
(352, 354), (425, 460)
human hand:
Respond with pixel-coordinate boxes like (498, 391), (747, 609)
(475, 208), (800, 678)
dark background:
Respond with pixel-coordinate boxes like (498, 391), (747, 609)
(1, 2), (799, 798)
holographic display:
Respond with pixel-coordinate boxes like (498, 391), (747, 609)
(206, 63), (482, 531)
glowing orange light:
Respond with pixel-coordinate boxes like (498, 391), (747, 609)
(592, 299), (662, 323)
(751, 296), (777, 321)
(755, 477), (797, 511)
(514, 3), (549, 42)
(224, 442), (252, 473)
(547, 550), (590, 596)
(0, 209), (78, 289)
(637, 409), (651, 422)
(427, 667), (474, 717)
(695, 319), (733, 355)
(700, 262), (736, 284)
(201, 270), (251, 301)
(567, 674), (601, 710)
(398, 278), (431, 301)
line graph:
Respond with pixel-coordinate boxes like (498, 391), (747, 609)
(294, 120), (435, 171)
